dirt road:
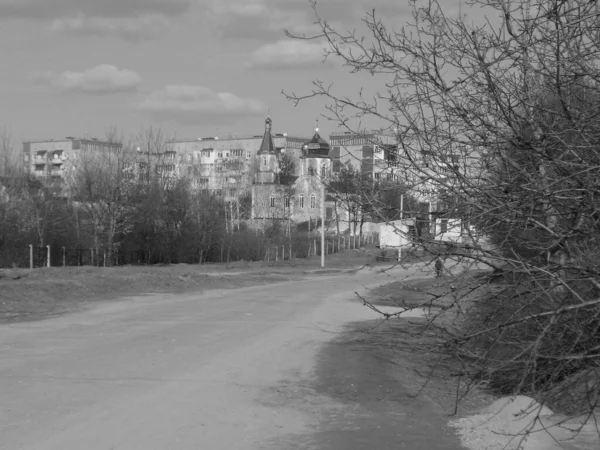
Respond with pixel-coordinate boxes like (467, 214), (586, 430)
(0, 266), (464, 449)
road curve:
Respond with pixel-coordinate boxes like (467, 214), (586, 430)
(0, 265), (454, 450)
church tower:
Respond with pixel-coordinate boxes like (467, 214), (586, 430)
(255, 117), (279, 184)
(300, 126), (331, 178)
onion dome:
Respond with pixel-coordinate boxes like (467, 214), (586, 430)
(302, 127), (330, 158)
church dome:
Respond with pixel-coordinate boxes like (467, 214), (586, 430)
(302, 128), (330, 158)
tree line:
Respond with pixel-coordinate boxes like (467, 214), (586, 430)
(0, 128), (325, 268)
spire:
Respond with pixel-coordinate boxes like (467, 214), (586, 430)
(258, 116), (276, 154)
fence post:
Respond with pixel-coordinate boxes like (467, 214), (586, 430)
(29, 244), (33, 269)
(275, 247), (278, 262)
(90, 248), (94, 266)
(62, 247), (66, 267)
(103, 249), (106, 268)
(46, 245), (51, 268)
(281, 245), (285, 261)
(314, 239), (317, 256)
(289, 244), (293, 261)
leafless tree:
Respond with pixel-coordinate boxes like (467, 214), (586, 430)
(69, 131), (134, 264)
(0, 127), (19, 178)
(286, 0), (600, 425)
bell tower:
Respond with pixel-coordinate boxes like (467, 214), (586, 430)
(300, 125), (331, 178)
(255, 117), (279, 184)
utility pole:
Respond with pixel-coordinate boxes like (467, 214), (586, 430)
(400, 194), (404, 220)
(321, 184), (325, 268)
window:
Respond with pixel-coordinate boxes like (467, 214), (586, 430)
(310, 194), (316, 209)
(440, 219), (448, 234)
(270, 195), (275, 208)
(374, 172), (382, 180)
(218, 151), (223, 158)
(299, 194), (304, 209)
(321, 165), (327, 178)
(332, 159), (341, 173)
(284, 197), (290, 208)
(326, 207), (333, 220)
(165, 151), (176, 159)
(262, 157), (267, 166)
(246, 151), (251, 159)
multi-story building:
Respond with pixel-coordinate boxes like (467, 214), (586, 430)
(329, 130), (398, 181)
(167, 127), (307, 201)
(22, 137), (122, 184)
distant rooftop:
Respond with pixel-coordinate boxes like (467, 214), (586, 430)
(170, 133), (307, 144)
(329, 129), (397, 138)
(24, 137), (121, 145)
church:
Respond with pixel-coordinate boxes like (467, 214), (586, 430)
(251, 117), (334, 227)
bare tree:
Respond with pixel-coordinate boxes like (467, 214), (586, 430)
(0, 127), (19, 178)
(286, 0), (600, 425)
(69, 132), (134, 265)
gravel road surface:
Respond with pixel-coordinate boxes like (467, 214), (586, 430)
(0, 266), (464, 449)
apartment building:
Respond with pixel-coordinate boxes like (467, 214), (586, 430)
(328, 130), (399, 182)
(23, 137), (122, 183)
(166, 129), (307, 201)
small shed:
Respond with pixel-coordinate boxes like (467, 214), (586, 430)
(378, 218), (416, 248)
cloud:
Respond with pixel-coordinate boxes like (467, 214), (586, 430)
(138, 85), (267, 123)
(37, 65), (143, 94)
(51, 14), (169, 41)
(0, 0), (191, 20)
(248, 40), (328, 70)
(0, 0), (191, 40)
(210, 0), (317, 41)
(209, 0), (414, 41)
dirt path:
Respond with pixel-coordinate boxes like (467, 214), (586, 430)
(0, 265), (465, 449)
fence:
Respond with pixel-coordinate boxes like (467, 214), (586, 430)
(0, 233), (380, 269)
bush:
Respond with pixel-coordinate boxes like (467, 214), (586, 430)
(457, 272), (600, 412)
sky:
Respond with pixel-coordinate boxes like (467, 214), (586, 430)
(0, 0), (483, 144)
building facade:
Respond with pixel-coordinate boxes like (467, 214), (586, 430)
(23, 138), (123, 183)
(251, 118), (333, 226)
(167, 128), (306, 201)
(329, 130), (398, 181)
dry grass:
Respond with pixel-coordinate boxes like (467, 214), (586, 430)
(0, 248), (383, 324)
